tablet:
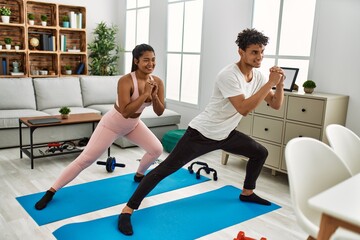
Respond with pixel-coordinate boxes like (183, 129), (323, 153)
(28, 118), (61, 125)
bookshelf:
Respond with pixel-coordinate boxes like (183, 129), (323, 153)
(0, 0), (87, 77)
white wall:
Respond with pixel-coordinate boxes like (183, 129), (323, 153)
(38, 0), (360, 136)
(311, 0), (360, 135)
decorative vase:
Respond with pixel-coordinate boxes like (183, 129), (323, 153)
(12, 61), (20, 73)
(61, 114), (69, 119)
(1, 15), (10, 24)
(63, 21), (69, 28)
(29, 20), (34, 25)
(304, 88), (314, 94)
(5, 44), (11, 50)
(41, 21), (47, 26)
(65, 70), (72, 75)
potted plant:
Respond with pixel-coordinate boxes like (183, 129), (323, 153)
(40, 14), (47, 26)
(59, 106), (71, 119)
(302, 80), (317, 94)
(88, 21), (121, 75)
(28, 13), (35, 25)
(4, 37), (11, 50)
(0, 6), (11, 24)
(62, 15), (70, 28)
(64, 65), (72, 75)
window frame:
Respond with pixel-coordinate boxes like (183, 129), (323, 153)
(252, 0), (317, 87)
(124, 0), (151, 73)
(165, 0), (204, 106)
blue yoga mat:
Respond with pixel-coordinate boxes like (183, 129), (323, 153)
(16, 168), (210, 226)
(53, 185), (280, 240)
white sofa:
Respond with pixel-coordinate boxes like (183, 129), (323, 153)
(0, 76), (181, 149)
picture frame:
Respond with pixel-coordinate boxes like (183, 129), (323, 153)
(273, 67), (299, 92)
(283, 67), (299, 91)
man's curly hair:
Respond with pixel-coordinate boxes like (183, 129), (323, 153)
(235, 28), (269, 50)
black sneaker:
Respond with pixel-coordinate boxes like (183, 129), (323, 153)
(134, 174), (144, 183)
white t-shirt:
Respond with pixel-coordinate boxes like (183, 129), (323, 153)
(189, 63), (267, 140)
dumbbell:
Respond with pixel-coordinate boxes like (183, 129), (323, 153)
(196, 166), (218, 181)
(97, 156), (125, 173)
(188, 161), (210, 174)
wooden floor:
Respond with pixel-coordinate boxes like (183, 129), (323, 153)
(0, 145), (307, 240)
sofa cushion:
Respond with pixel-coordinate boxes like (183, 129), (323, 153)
(86, 104), (113, 115)
(33, 77), (83, 111)
(141, 107), (181, 128)
(0, 109), (49, 128)
(0, 78), (36, 110)
(80, 75), (120, 107)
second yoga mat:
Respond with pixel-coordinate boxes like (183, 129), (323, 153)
(16, 168), (210, 225)
(53, 185), (280, 240)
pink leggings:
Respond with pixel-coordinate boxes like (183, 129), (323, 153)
(52, 107), (163, 191)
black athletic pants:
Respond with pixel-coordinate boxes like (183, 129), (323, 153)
(127, 126), (268, 209)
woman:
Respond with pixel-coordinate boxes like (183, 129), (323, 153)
(35, 44), (165, 210)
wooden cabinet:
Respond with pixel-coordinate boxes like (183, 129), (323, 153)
(0, 0), (87, 77)
(0, 0), (26, 77)
(222, 92), (349, 174)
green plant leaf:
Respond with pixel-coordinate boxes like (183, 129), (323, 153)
(87, 21), (122, 75)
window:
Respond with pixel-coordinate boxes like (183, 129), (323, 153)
(166, 0), (203, 105)
(124, 0), (150, 72)
(252, 0), (316, 86)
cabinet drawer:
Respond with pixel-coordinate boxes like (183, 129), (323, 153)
(284, 122), (322, 144)
(287, 96), (325, 125)
(257, 140), (281, 169)
(255, 98), (286, 118)
(236, 114), (252, 135)
(253, 116), (283, 143)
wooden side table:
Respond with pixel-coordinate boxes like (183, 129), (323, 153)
(19, 113), (110, 169)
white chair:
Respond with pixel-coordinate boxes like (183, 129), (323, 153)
(285, 137), (357, 240)
(326, 124), (360, 176)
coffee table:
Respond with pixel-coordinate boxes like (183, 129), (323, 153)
(19, 113), (110, 169)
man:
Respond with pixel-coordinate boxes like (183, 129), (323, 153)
(118, 28), (285, 235)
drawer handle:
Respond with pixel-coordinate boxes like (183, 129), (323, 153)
(301, 108), (306, 112)
(299, 135), (303, 137)
(264, 128), (269, 131)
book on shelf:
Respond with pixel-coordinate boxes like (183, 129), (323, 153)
(2, 58), (7, 75)
(46, 35), (56, 51)
(76, 62), (85, 74)
(60, 35), (67, 52)
(40, 34), (49, 51)
(11, 72), (24, 76)
(0, 58), (3, 75)
(48, 35), (53, 51)
(68, 11), (82, 29)
(77, 13), (82, 29)
(69, 11), (77, 28)
(68, 49), (80, 53)
(60, 35), (64, 51)
(0, 62), (2, 75)
(52, 36), (56, 51)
